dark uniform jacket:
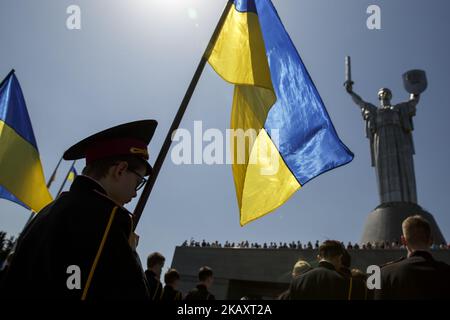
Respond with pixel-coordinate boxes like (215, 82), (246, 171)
(0, 176), (150, 300)
(339, 267), (368, 300)
(277, 289), (290, 300)
(145, 269), (163, 300)
(184, 284), (215, 300)
(289, 261), (350, 300)
(161, 285), (182, 301)
(374, 250), (450, 300)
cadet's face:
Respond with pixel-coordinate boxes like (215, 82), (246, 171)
(206, 276), (214, 288)
(156, 263), (164, 277)
(110, 162), (147, 205)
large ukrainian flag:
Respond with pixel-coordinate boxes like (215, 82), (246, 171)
(0, 70), (52, 212)
(208, 0), (354, 225)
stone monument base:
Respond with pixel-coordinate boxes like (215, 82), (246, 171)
(361, 202), (446, 245)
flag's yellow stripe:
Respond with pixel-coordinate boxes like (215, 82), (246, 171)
(0, 120), (52, 212)
(209, 5), (275, 214)
(208, 5), (300, 225)
(230, 85), (276, 209)
(240, 129), (301, 226)
(208, 5), (273, 90)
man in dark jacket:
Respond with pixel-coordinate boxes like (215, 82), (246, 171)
(375, 215), (450, 300)
(278, 260), (312, 300)
(145, 252), (165, 300)
(161, 268), (182, 301)
(185, 266), (215, 300)
(289, 240), (349, 300)
(339, 249), (368, 300)
(0, 120), (157, 300)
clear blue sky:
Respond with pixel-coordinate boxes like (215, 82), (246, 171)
(1, 0), (449, 271)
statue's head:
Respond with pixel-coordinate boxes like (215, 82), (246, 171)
(378, 88), (392, 106)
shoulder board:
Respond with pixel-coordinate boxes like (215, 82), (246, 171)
(92, 190), (134, 235)
(380, 256), (406, 268)
(93, 189), (133, 217)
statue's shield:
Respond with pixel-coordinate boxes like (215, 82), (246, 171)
(403, 69), (427, 94)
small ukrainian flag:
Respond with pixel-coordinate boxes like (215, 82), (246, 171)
(67, 166), (78, 182)
(0, 70), (53, 212)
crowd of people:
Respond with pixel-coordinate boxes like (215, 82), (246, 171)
(0, 232), (15, 264)
(2, 215), (450, 300)
(282, 215), (450, 300)
(181, 239), (450, 251)
(144, 252), (215, 301)
(0, 123), (448, 300)
(153, 215), (450, 300)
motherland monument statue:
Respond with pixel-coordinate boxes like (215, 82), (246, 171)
(344, 56), (445, 245)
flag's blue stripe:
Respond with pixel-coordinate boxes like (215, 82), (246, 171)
(234, 0), (257, 14)
(255, 0), (354, 184)
(0, 73), (38, 149)
(0, 186), (30, 210)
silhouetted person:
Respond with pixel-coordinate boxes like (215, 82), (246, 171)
(161, 268), (182, 301)
(185, 266), (215, 300)
(339, 249), (367, 300)
(351, 269), (371, 300)
(145, 252), (165, 301)
(0, 121), (157, 300)
(375, 215), (450, 300)
(278, 260), (312, 300)
(289, 240), (349, 300)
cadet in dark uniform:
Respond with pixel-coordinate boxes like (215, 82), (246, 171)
(184, 266), (215, 300)
(161, 268), (182, 301)
(145, 252), (165, 300)
(351, 269), (372, 300)
(289, 240), (350, 300)
(278, 260), (312, 300)
(339, 248), (368, 300)
(0, 120), (157, 300)
(375, 215), (450, 300)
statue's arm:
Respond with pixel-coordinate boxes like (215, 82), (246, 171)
(344, 82), (377, 113)
(397, 93), (420, 115)
(348, 90), (377, 113)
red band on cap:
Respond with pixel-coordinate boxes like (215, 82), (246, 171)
(86, 138), (148, 164)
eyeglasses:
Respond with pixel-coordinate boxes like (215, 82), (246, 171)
(127, 168), (147, 191)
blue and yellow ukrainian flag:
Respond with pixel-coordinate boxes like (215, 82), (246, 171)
(0, 70), (52, 212)
(208, 0), (354, 225)
(67, 166), (78, 182)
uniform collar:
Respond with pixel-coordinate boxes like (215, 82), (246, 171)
(196, 284), (208, 292)
(409, 250), (434, 261)
(164, 284), (176, 292)
(339, 266), (352, 277)
(69, 175), (131, 210)
(66, 175), (134, 226)
(69, 175), (107, 195)
(146, 269), (158, 278)
(318, 260), (337, 271)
